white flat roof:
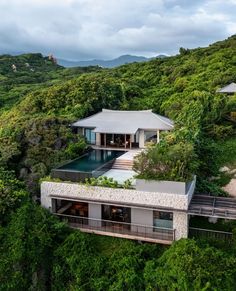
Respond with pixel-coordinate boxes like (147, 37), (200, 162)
(72, 109), (174, 134)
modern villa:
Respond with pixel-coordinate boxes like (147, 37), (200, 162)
(42, 109), (194, 244)
(71, 109), (174, 149)
(41, 109), (236, 244)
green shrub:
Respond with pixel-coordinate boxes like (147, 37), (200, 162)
(133, 139), (198, 182)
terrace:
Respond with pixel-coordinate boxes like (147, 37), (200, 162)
(51, 148), (138, 183)
(41, 175), (196, 243)
(52, 109), (174, 183)
(52, 199), (175, 244)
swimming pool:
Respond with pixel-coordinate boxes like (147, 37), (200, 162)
(58, 149), (125, 173)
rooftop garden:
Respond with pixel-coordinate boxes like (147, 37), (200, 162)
(133, 134), (199, 183)
(85, 176), (134, 189)
(41, 175), (134, 189)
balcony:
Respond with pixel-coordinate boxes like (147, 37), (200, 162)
(189, 227), (233, 243)
(55, 213), (175, 244)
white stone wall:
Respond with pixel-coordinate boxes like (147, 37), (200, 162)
(41, 183), (53, 209)
(41, 181), (190, 210)
(173, 212), (188, 240)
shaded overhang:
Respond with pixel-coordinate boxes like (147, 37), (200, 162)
(93, 124), (138, 135)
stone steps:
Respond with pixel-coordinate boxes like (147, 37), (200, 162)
(112, 159), (133, 170)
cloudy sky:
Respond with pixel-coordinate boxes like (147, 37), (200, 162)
(0, 0), (235, 60)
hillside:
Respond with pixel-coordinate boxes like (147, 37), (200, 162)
(0, 53), (102, 111)
(0, 36), (236, 290)
(0, 35), (236, 194)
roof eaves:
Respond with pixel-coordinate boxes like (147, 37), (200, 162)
(152, 112), (174, 128)
(71, 111), (102, 126)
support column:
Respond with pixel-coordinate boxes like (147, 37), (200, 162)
(104, 133), (106, 147)
(139, 130), (145, 148)
(157, 130), (160, 143)
(95, 133), (101, 146)
(173, 212), (189, 240)
(130, 134), (135, 149)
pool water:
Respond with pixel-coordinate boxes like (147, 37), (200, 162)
(58, 149), (125, 173)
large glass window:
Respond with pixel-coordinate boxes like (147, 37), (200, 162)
(55, 199), (88, 217)
(102, 205), (131, 223)
(153, 211), (173, 229)
(84, 128), (96, 144)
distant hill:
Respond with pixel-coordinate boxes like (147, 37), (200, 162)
(0, 53), (102, 111)
(57, 54), (167, 68)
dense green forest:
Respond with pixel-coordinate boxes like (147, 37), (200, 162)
(0, 36), (236, 290)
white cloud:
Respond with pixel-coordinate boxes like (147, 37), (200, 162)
(0, 0), (235, 60)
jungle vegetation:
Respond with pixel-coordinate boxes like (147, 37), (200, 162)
(0, 35), (236, 290)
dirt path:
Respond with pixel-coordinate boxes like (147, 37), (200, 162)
(222, 179), (236, 198)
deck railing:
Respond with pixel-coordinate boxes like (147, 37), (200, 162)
(55, 213), (175, 242)
(189, 227), (233, 242)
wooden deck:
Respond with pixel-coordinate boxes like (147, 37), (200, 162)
(189, 195), (236, 219)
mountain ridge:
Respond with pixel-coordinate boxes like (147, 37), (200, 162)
(57, 54), (167, 68)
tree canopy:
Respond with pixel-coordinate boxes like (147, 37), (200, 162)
(0, 35), (236, 290)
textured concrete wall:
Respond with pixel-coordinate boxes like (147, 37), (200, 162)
(173, 212), (188, 240)
(41, 181), (191, 210)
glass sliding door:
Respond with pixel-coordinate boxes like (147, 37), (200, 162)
(102, 205), (131, 230)
(84, 128), (96, 144)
